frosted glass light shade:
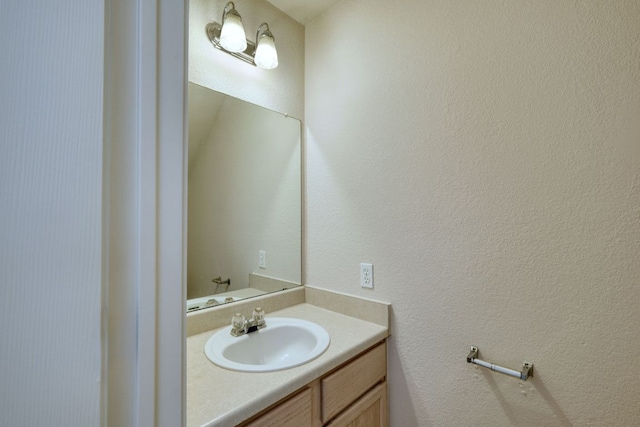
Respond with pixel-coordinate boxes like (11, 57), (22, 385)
(220, 12), (247, 53)
(254, 34), (278, 69)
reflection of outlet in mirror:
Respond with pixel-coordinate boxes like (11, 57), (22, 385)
(259, 250), (266, 269)
(360, 263), (373, 289)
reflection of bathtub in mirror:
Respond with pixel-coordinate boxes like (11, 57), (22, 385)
(186, 273), (300, 312)
(187, 294), (242, 312)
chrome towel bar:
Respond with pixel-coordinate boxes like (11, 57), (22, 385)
(467, 346), (533, 381)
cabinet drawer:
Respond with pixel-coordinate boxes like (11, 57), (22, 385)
(242, 387), (312, 427)
(321, 342), (386, 423)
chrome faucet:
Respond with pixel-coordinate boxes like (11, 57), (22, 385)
(230, 307), (266, 337)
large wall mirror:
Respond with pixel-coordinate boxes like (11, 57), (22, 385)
(187, 82), (302, 311)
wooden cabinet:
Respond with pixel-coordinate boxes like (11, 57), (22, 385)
(240, 341), (387, 427)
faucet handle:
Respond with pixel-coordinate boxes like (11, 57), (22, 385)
(252, 307), (265, 321)
(252, 307), (266, 329)
(232, 313), (245, 330)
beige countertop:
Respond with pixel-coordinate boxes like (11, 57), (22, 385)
(187, 302), (389, 427)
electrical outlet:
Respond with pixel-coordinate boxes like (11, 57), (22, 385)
(360, 263), (373, 289)
(259, 250), (266, 269)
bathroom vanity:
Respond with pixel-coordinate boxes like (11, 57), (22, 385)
(240, 341), (386, 426)
(187, 287), (390, 427)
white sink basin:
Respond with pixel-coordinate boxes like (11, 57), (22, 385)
(204, 318), (330, 372)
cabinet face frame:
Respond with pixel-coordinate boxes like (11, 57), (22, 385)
(241, 388), (313, 427)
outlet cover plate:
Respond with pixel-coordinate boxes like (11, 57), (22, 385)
(360, 263), (373, 289)
(259, 250), (266, 269)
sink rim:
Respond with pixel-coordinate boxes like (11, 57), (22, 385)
(204, 317), (331, 372)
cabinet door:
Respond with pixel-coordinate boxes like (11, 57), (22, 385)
(242, 387), (313, 427)
(324, 382), (387, 427)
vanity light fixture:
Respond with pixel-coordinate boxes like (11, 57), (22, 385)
(206, 2), (279, 69)
(218, 2), (247, 53)
(254, 23), (278, 69)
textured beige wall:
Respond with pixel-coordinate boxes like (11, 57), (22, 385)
(305, 1), (640, 425)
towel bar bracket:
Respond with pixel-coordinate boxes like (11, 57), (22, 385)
(467, 346), (533, 381)
(467, 346), (479, 363)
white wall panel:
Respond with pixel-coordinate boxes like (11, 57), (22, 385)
(0, 1), (104, 425)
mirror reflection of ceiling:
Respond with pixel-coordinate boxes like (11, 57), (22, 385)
(188, 85), (225, 169)
(265, 0), (343, 25)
